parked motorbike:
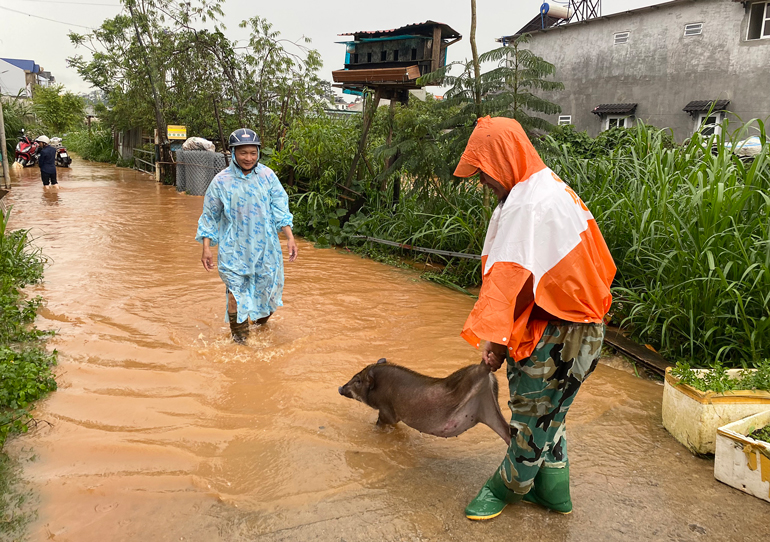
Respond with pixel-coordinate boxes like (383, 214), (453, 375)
(50, 137), (72, 167)
(15, 134), (39, 167)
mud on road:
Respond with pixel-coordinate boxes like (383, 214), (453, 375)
(5, 162), (769, 541)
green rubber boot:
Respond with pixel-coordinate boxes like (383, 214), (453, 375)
(522, 465), (573, 514)
(465, 471), (524, 521)
(228, 313), (249, 344)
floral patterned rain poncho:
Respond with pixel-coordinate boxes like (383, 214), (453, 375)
(195, 161), (294, 323)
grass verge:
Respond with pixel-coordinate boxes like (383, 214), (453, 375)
(0, 208), (57, 538)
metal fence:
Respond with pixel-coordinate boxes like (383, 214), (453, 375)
(175, 150), (227, 195)
(133, 148), (156, 174)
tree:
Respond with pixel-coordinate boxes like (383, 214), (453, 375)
(32, 85), (86, 135)
(69, 2), (328, 155)
(373, 36), (563, 195)
(237, 16), (329, 148)
(479, 34), (565, 132)
(420, 34), (563, 137)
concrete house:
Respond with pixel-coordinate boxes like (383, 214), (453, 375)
(0, 58), (55, 98)
(500, 0), (770, 140)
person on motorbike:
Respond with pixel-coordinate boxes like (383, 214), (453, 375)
(35, 136), (58, 188)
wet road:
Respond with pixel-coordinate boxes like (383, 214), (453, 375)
(5, 161), (769, 541)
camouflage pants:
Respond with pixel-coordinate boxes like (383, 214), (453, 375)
(498, 322), (605, 494)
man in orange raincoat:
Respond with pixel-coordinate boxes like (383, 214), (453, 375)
(457, 117), (616, 520)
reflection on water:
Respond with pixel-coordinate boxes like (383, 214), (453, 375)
(5, 162), (770, 542)
(41, 188), (60, 206)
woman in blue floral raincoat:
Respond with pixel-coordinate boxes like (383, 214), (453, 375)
(196, 128), (298, 343)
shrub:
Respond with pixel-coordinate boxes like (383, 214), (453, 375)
(63, 129), (115, 163)
(0, 210), (56, 447)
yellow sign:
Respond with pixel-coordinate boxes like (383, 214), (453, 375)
(167, 125), (187, 140)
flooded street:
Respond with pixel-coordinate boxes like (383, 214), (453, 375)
(4, 160), (769, 541)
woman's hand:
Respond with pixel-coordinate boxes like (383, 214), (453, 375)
(287, 238), (298, 262)
(482, 341), (508, 372)
(282, 226), (298, 262)
(201, 241), (215, 272)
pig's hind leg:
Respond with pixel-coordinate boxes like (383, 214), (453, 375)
(478, 377), (512, 445)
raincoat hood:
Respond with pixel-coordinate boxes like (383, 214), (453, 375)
(229, 159), (261, 180)
(453, 116), (546, 190)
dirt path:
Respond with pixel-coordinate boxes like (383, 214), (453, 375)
(4, 161), (768, 541)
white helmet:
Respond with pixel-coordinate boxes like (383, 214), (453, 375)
(35, 135), (51, 145)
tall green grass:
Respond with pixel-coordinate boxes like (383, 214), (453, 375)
(2, 98), (32, 158)
(63, 129), (115, 163)
(545, 120), (769, 367)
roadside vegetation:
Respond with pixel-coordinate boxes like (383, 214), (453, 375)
(63, 130), (117, 164)
(0, 209), (57, 536)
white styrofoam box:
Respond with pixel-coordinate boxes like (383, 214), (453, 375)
(715, 410), (770, 502)
(662, 367), (770, 455)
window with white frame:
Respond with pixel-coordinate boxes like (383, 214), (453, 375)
(558, 115), (572, 126)
(684, 23), (703, 37)
(695, 112), (724, 137)
(614, 31), (630, 45)
(604, 116), (633, 130)
(747, 1), (770, 40)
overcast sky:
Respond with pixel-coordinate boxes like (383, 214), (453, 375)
(0, 0), (658, 96)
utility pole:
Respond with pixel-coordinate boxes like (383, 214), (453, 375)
(0, 99), (11, 190)
(470, 0), (490, 208)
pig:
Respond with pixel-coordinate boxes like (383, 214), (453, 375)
(338, 358), (511, 445)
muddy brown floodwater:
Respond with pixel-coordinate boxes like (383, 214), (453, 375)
(4, 161), (769, 542)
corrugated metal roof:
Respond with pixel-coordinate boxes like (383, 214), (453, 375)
(682, 99), (730, 112)
(591, 103), (638, 115)
(0, 58), (40, 73)
(339, 20), (461, 40)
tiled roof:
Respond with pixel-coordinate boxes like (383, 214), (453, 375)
(682, 100), (730, 112)
(339, 21), (461, 40)
(591, 103), (638, 115)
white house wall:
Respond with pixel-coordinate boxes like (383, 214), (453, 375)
(0, 59), (30, 98)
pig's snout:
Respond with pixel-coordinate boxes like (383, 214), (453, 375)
(338, 386), (343, 395)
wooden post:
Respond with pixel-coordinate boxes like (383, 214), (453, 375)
(431, 25), (443, 73)
(0, 99), (11, 189)
(154, 129), (161, 182)
(380, 99), (397, 192)
(345, 87), (381, 188)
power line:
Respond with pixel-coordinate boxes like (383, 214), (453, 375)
(0, 4), (98, 29)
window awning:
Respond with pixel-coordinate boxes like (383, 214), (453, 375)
(591, 103), (637, 115)
(682, 100), (730, 113)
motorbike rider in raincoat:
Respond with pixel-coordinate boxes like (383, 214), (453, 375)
(36, 135), (58, 188)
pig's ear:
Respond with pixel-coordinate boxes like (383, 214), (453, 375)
(377, 358), (387, 364)
(364, 371), (375, 390)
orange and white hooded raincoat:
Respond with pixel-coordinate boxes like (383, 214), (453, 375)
(454, 117), (616, 360)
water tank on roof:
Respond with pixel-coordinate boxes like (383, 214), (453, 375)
(540, 2), (571, 19)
